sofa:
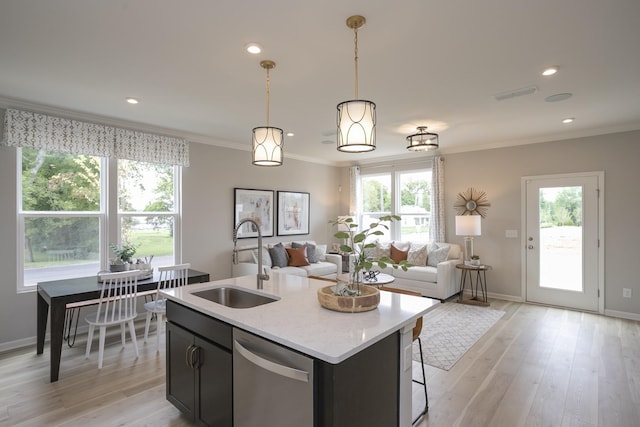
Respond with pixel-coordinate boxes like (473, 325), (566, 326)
(232, 240), (341, 279)
(364, 240), (464, 300)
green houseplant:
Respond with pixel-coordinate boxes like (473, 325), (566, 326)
(109, 242), (138, 271)
(330, 215), (411, 294)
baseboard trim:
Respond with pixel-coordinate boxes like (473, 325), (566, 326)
(604, 309), (640, 321)
(461, 289), (524, 303)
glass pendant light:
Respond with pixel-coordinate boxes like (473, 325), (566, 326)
(337, 15), (376, 153)
(406, 126), (439, 151)
(252, 60), (283, 166)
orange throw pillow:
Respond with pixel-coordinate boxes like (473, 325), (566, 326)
(390, 244), (409, 264)
(286, 247), (310, 267)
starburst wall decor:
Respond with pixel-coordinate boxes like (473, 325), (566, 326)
(454, 187), (491, 218)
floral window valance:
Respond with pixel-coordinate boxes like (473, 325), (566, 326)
(2, 108), (189, 167)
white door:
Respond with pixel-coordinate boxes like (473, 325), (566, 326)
(523, 173), (602, 312)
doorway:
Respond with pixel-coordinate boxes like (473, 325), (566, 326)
(522, 172), (603, 312)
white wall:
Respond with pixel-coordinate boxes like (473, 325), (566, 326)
(0, 141), (341, 347)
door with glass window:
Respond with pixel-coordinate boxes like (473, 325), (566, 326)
(524, 173), (601, 311)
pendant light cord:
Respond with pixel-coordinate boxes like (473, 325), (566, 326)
(265, 67), (271, 126)
(354, 27), (359, 100)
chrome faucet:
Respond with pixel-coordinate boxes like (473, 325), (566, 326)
(233, 218), (269, 289)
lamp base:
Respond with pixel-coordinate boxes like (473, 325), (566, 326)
(463, 236), (475, 262)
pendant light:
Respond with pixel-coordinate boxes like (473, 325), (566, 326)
(337, 15), (376, 153)
(406, 126), (439, 151)
(252, 60), (283, 166)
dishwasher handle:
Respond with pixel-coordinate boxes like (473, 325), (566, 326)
(234, 340), (309, 383)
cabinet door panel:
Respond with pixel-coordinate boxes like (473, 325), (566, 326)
(166, 322), (196, 420)
(196, 337), (232, 427)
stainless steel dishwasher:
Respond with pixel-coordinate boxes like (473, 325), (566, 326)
(233, 328), (314, 427)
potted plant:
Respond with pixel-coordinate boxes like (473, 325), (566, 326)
(109, 242), (138, 272)
(470, 254), (481, 266)
(330, 215), (411, 294)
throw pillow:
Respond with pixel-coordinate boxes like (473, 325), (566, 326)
(292, 242), (317, 263)
(251, 246), (273, 268)
(392, 240), (411, 251)
(286, 247), (310, 267)
(315, 244), (327, 262)
(374, 241), (391, 259)
(390, 244), (409, 263)
(269, 243), (289, 268)
(407, 243), (427, 266)
(427, 243), (450, 267)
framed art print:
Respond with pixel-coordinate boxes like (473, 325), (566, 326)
(277, 191), (310, 236)
(234, 188), (274, 238)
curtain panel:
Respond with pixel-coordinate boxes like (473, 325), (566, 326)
(430, 156), (445, 242)
(2, 108), (189, 167)
(348, 165), (361, 216)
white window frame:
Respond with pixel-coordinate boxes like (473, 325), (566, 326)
(359, 166), (432, 242)
(16, 149), (182, 292)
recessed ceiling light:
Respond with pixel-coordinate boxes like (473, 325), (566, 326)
(245, 43), (262, 54)
(562, 117), (575, 124)
(126, 97), (139, 104)
(287, 132), (294, 137)
(542, 66), (559, 76)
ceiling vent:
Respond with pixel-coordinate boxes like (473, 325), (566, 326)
(493, 85), (538, 101)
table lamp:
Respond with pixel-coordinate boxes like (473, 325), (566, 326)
(455, 215), (481, 262)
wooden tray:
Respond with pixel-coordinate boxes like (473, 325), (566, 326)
(317, 285), (380, 313)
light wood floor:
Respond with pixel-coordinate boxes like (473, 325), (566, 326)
(1, 300), (638, 427)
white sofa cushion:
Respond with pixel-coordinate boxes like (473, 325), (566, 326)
(392, 265), (438, 282)
(301, 262), (338, 277)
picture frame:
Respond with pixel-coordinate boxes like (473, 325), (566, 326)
(277, 191), (310, 236)
(234, 188), (274, 238)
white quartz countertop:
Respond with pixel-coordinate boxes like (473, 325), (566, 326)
(162, 273), (440, 364)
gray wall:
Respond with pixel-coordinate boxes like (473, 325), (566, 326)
(0, 141), (341, 347)
(343, 131), (639, 316)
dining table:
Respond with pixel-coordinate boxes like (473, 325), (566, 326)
(37, 268), (210, 382)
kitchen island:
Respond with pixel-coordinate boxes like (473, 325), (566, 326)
(162, 272), (439, 426)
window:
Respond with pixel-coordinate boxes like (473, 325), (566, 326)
(398, 170), (431, 241)
(359, 168), (431, 242)
(361, 174), (392, 240)
(18, 149), (181, 291)
(117, 159), (180, 269)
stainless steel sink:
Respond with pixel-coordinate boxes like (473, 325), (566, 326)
(192, 287), (278, 309)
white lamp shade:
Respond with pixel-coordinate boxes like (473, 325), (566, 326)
(455, 215), (481, 236)
(252, 126), (284, 166)
(337, 100), (376, 152)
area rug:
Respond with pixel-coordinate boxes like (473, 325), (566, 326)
(412, 303), (505, 371)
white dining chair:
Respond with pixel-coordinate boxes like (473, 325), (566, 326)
(85, 270), (140, 369)
(144, 263), (191, 351)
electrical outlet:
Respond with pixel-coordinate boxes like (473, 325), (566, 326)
(623, 288), (632, 298)
(505, 229), (518, 238)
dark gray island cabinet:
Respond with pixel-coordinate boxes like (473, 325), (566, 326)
(166, 300), (233, 426)
(166, 300), (400, 427)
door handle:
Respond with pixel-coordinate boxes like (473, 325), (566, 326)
(185, 344), (199, 369)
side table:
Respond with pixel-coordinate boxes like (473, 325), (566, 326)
(456, 264), (492, 306)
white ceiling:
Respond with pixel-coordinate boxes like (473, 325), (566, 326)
(1, 0), (639, 166)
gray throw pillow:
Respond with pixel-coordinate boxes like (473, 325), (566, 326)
(292, 242), (317, 263)
(269, 243), (289, 268)
(427, 244), (450, 267)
